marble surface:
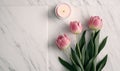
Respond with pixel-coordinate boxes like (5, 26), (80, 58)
(0, 6), (48, 71)
(0, 0), (120, 71)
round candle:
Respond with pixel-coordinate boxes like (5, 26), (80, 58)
(55, 3), (71, 19)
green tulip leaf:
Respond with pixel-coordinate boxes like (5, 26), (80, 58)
(93, 30), (100, 55)
(81, 44), (86, 65)
(87, 32), (95, 59)
(96, 55), (108, 71)
(71, 48), (84, 71)
(94, 30), (100, 47)
(98, 36), (108, 54)
(74, 64), (82, 71)
(85, 56), (96, 71)
(84, 32), (94, 66)
(79, 31), (86, 51)
(58, 57), (74, 71)
(76, 30), (86, 65)
(92, 30), (100, 71)
(84, 49), (90, 66)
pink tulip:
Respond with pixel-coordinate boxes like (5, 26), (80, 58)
(70, 21), (82, 34)
(56, 34), (70, 50)
(88, 16), (103, 30)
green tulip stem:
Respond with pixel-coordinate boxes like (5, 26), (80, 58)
(64, 47), (78, 66)
(63, 48), (70, 59)
(75, 34), (78, 43)
(76, 34), (82, 61)
(70, 56), (77, 65)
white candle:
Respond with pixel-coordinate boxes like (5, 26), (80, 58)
(55, 3), (71, 19)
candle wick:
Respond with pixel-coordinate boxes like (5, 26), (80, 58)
(63, 10), (65, 12)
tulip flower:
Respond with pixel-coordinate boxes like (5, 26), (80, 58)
(88, 16), (103, 30)
(56, 34), (70, 50)
(70, 21), (82, 34)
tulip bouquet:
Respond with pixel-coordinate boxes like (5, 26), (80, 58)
(56, 16), (108, 71)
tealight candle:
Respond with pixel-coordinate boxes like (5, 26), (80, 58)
(55, 3), (71, 19)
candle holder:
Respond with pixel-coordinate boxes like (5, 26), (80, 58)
(55, 3), (71, 19)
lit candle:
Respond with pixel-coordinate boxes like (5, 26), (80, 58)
(55, 3), (71, 19)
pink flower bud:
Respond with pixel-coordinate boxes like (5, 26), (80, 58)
(56, 34), (70, 50)
(88, 16), (103, 30)
(70, 21), (82, 34)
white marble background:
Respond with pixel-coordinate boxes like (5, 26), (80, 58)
(0, 6), (48, 71)
(0, 0), (120, 71)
